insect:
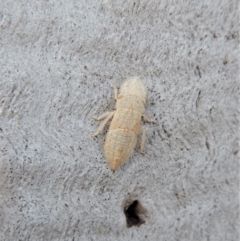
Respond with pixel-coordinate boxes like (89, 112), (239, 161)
(92, 77), (154, 171)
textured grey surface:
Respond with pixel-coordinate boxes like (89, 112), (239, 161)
(0, 0), (239, 240)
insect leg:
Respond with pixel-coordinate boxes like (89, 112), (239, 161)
(140, 126), (146, 154)
(93, 111), (111, 121)
(114, 85), (124, 99)
(92, 111), (115, 137)
(142, 114), (154, 123)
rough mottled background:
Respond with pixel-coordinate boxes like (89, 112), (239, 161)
(0, 0), (239, 240)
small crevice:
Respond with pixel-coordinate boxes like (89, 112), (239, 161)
(124, 200), (146, 228)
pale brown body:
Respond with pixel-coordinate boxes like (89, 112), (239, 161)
(92, 77), (153, 171)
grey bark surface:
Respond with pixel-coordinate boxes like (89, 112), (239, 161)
(0, 0), (239, 240)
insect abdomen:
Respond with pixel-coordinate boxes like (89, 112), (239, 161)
(104, 129), (137, 170)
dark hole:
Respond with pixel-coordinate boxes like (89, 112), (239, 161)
(124, 200), (145, 227)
